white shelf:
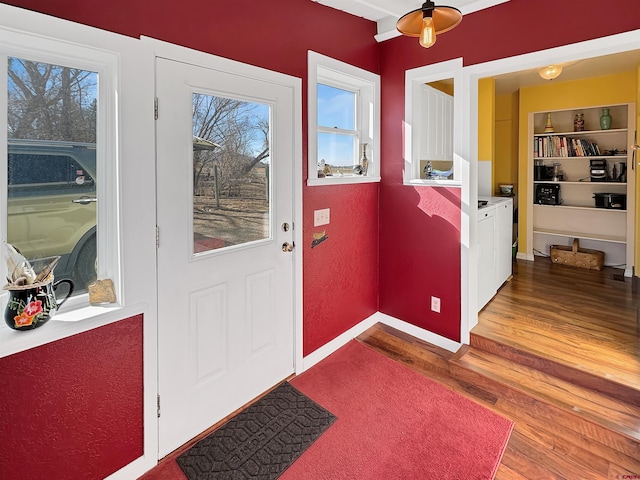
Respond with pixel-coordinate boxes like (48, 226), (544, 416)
(533, 128), (627, 137)
(533, 155), (627, 160)
(533, 203), (626, 212)
(528, 103), (635, 274)
(533, 228), (626, 244)
(533, 181), (627, 186)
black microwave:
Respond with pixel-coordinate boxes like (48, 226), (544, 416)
(535, 183), (561, 205)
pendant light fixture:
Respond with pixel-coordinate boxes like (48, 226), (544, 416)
(396, 1), (462, 48)
(538, 65), (563, 80)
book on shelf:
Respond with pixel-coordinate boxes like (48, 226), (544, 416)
(534, 135), (600, 158)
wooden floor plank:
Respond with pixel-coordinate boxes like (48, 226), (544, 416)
(356, 257), (640, 479)
(475, 259), (640, 396)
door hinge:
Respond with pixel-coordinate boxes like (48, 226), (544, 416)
(154, 97), (158, 120)
(157, 394), (161, 418)
(156, 226), (160, 248)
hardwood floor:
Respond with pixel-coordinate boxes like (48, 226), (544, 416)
(358, 257), (640, 480)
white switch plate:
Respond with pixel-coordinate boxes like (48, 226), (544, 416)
(431, 296), (441, 313)
(314, 208), (330, 227)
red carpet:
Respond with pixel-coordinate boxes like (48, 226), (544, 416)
(140, 340), (513, 480)
(282, 340), (513, 480)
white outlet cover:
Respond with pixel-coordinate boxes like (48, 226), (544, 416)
(431, 296), (441, 313)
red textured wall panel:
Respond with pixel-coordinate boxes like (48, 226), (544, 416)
(378, 0), (639, 341)
(0, 315), (144, 480)
(303, 183), (379, 355)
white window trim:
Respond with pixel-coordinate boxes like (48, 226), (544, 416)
(403, 58), (463, 187)
(0, 8), (155, 363)
(308, 51), (380, 186)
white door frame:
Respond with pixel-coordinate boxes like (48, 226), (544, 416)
(142, 33), (304, 452)
(460, 29), (640, 344)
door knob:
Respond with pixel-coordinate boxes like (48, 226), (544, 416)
(282, 242), (295, 252)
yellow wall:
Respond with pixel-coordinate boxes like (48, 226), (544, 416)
(478, 78), (495, 191)
(518, 71), (638, 258)
(495, 91), (519, 191)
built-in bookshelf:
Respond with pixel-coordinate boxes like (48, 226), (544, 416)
(527, 104), (635, 275)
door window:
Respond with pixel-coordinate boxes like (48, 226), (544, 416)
(192, 93), (271, 254)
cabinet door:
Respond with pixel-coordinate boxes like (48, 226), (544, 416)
(478, 209), (496, 311)
(496, 201), (513, 287)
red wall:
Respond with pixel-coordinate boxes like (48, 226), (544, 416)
(0, 4), (381, 347)
(1, 1), (638, 478)
(0, 315), (143, 480)
(378, 0), (640, 340)
(0, 1), (380, 478)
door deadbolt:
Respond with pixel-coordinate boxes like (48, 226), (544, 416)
(282, 222), (290, 232)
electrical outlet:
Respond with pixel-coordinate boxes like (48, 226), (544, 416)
(314, 208), (330, 227)
(431, 296), (441, 313)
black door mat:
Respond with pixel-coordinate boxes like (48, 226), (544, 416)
(176, 382), (337, 480)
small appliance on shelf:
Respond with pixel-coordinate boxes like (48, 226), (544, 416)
(535, 183), (561, 205)
(593, 193), (626, 210)
(590, 159), (607, 182)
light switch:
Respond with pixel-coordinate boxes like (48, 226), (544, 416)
(314, 208), (330, 227)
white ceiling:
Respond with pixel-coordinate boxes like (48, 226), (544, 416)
(312, 0), (510, 41)
(313, 0), (640, 94)
(491, 49), (640, 95)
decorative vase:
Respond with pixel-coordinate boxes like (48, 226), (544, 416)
(544, 113), (554, 133)
(4, 278), (74, 330)
(360, 143), (369, 176)
(573, 113), (584, 132)
(600, 108), (612, 130)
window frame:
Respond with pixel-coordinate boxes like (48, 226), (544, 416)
(0, 13), (153, 360)
(307, 51), (380, 186)
(403, 58), (463, 186)
(0, 42), (121, 313)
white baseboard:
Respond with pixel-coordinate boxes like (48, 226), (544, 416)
(516, 252), (533, 261)
(300, 311), (463, 373)
(376, 312), (462, 352)
(104, 455), (154, 480)
(300, 312), (379, 372)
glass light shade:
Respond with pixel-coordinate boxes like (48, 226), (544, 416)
(539, 65), (562, 80)
(419, 17), (436, 48)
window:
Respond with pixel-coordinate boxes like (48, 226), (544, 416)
(403, 58), (462, 186)
(308, 51), (380, 186)
(192, 92), (271, 253)
(1, 35), (120, 308)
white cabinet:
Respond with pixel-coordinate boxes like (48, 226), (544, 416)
(477, 197), (513, 311)
(478, 207), (496, 310)
(528, 104), (635, 275)
(496, 198), (514, 286)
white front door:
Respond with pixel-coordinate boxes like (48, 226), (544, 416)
(156, 57), (296, 457)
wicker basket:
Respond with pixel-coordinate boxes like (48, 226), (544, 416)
(549, 239), (604, 271)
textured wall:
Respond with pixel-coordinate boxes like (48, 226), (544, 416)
(0, 3), (380, 477)
(378, 0), (640, 341)
(0, 315), (144, 479)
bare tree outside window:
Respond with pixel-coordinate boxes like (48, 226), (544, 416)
(192, 93), (271, 252)
(8, 57), (97, 142)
